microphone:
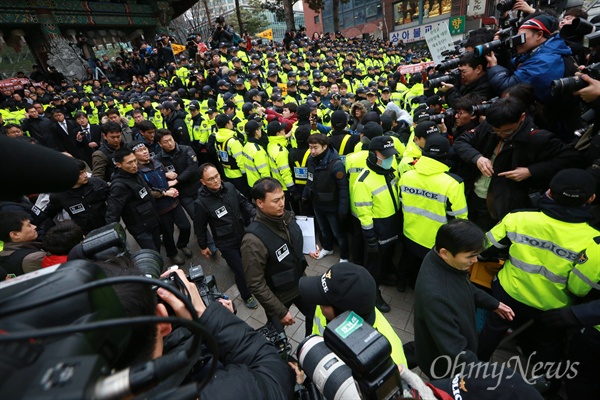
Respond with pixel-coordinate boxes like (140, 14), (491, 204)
(93, 351), (189, 400)
(0, 136), (79, 199)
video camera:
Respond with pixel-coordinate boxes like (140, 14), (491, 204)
(297, 311), (403, 400)
(424, 69), (460, 89)
(551, 62), (600, 95)
(0, 223), (222, 399)
(473, 33), (526, 57)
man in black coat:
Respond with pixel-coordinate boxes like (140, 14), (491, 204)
(453, 97), (583, 228)
(194, 163), (258, 309)
(21, 104), (53, 146)
(34, 160), (108, 235)
(155, 129), (200, 218)
(414, 219), (514, 380)
(439, 51), (494, 109)
(105, 148), (161, 251)
(48, 108), (86, 160)
(160, 101), (190, 145)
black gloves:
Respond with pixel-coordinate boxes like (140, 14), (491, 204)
(538, 307), (581, 328)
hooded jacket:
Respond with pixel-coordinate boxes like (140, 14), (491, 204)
(163, 109), (191, 145)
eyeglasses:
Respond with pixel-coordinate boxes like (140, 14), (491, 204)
(491, 123), (519, 137)
(455, 110), (471, 116)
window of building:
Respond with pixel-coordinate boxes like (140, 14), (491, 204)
(393, 0), (420, 25)
(314, 15), (320, 24)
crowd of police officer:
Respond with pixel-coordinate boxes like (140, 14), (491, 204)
(3, 4), (600, 397)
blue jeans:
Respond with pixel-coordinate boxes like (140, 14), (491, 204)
(313, 208), (349, 259)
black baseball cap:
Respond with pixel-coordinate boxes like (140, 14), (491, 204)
(550, 168), (597, 206)
(423, 134), (450, 158)
(299, 262), (376, 324)
(414, 121), (441, 138)
(267, 120), (287, 136)
(369, 135), (398, 157)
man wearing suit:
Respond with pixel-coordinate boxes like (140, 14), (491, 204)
(21, 104), (52, 146)
(48, 108), (86, 161)
(74, 111), (102, 165)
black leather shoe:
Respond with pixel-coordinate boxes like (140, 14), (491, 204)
(397, 279), (408, 293)
(375, 292), (391, 313)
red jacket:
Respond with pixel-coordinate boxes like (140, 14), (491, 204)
(264, 109), (297, 133)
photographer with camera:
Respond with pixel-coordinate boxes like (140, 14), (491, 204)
(438, 52), (494, 109)
(210, 16), (236, 50)
(92, 258), (295, 399)
(485, 13), (583, 141)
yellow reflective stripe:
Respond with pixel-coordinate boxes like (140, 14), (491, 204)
(571, 267), (600, 290)
(402, 205), (447, 223)
(509, 255), (568, 285)
(486, 231), (508, 249)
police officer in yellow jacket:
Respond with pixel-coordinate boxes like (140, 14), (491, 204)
(478, 169), (599, 391)
(397, 134), (467, 291)
(266, 120), (295, 203)
(214, 113), (249, 198)
(242, 120), (271, 188)
(299, 262), (408, 367)
(351, 135), (401, 312)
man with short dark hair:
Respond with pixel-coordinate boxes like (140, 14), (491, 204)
(160, 101), (190, 145)
(92, 121), (123, 182)
(242, 177), (315, 336)
(194, 163), (258, 309)
(453, 97), (582, 226)
(131, 140), (191, 264)
(21, 103), (52, 146)
(105, 147), (161, 251)
(0, 211), (45, 275)
(414, 219), (514, 379)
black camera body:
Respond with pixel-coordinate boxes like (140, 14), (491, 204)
(497, 0), (516, 12)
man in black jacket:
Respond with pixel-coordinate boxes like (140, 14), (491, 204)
(453, 97), (583, 228)
(101, 263), (294, 400)
(439, 51), (494, 109)
(414, 219), (514, 379)
(155, 129), (200, 218)
(194, 163), (258, 309)
(105, 148), (161, 251)
(34, 160), (108, 235)
(21, 104), (52, 146)
(160, 101), (190, 145)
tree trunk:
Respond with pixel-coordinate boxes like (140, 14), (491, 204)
(235, 0), (244, 35)
(332, 0), (340, 32)
(202, 0), (212, 27)
(283, 0), (295, 32)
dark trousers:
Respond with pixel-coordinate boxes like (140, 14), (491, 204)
(267, 294), (316, 338)
(566, 326), (600, 399)
(398, 237), (429, 285)
(313, 208), (349, 259)
(219, 247), (252, 301)
(180, 195), (216, 250)
(159, 204), (191, 257)
(467, 192), (497, 232)
(133, 226), (161, 252)
(365, 239), (396, 286)
(478, 278), (565, 367)
(350, 216), (365, 266)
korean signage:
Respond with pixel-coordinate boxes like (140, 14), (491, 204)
(397, 61), (435, 75)
(0, 78), (31, 91)
(390, 19), (450, 44)
(449, 16), (466, 35)
(424, 22), (454, 65)
(467, 0), (486, 16)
